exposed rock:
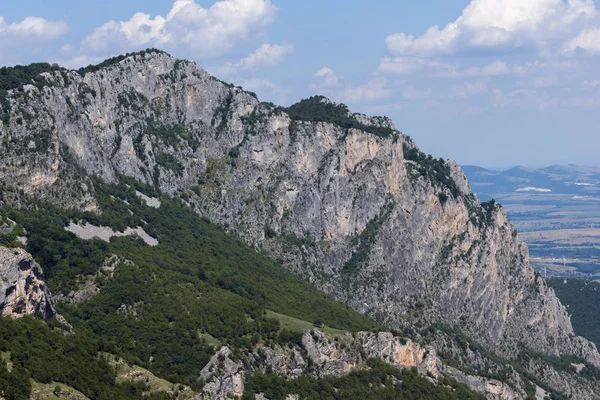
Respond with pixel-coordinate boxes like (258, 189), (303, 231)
(445, 366), (522, 400)
(55, 254), (126, 304)
(199, 330), (512, 399)
(199, 347), (246, 400)
(0, 246), (55, 320)
(0, 50), (598, 397)
(65, 222), (158, 246)
(135, 190), (161, 208)
(0, 219), (15, 235)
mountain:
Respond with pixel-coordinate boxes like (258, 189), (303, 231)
(462, 165), (600, 200)
(0, 49), (599, 399)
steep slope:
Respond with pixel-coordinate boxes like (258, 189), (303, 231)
(0, 50), (599, 398)
(548, 278), (600, 349)
(0, 247), (55, 320)
(0, 196), (486, 399)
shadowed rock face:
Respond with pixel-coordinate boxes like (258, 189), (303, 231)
(0, 51), (599, 397)
(0, 247), (55, 320)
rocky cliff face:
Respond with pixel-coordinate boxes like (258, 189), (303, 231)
(1, 50), (599, 398)
(198, 330), (524, 400)
(0, 246), (56, 320)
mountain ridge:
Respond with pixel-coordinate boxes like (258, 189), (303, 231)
(1, 49), (599, 399)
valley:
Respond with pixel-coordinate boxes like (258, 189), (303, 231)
(463, 165), (600, 280)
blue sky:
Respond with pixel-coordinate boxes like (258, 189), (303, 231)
(1, 0), (600, 168)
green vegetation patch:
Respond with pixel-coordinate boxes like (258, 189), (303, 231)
(242, 358), (484, 400)
(403, 143), (460, 199)
(0, 316), (175, 400)
(2, 177), (378, 388)
(77, 49), (166, 75)
(266, 310), (348, 336)
(342, 202), (394, 278)
(0, 62), (66, 124)
(548, 278), (600, 349)
(283, 96), (396, 138)
(30, 381), (89, 400)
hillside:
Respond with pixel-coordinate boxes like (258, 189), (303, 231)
(0, 49), (599, 399)
(548, 278), (600, 349)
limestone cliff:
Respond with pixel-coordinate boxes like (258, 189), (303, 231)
(0, 246), (55, 320)
(198, 330), (523, 400)
(0, 50), (599, 398)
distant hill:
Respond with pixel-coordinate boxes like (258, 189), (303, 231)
(462, 164), (600, 200)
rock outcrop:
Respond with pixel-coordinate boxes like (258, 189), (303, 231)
(1, 50), (599, 397)
(0, 246), (55, 320)
(199, 330), (523, 400)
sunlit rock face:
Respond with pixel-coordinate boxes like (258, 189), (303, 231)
(1, 50), (599, 399)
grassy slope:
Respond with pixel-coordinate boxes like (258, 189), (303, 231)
(30, 381), (89, 400)
(266, 310), (347, 335)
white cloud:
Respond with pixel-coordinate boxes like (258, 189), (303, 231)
(81, 0), (276, 58)
(563, 27), (600, 55)
(0, 16), (69, 48)
(240, 42), (293, 69)
(0, 16), (69, 65)
(214, 42), (293, 76)
(310, 66), (342, 89)
(0, 16), (68, 42)
(385, 0), (598, 57)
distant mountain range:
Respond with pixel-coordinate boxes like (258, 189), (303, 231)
(462, 164), (600, 200)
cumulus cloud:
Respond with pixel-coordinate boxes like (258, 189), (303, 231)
(0, 16), (69, 48)
(0, 16), (69, 65)
(385, 0), (598, 57)
(214, 42), (293, 76)
(239, 42), (292, 69)
(563, 27), (600, 55)
(0, 16), (68, 43)
(81, 0), (276, 58)
(310, 66), (342, 89)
